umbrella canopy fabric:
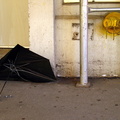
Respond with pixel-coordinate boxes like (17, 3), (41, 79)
(0, 44), (56, 82)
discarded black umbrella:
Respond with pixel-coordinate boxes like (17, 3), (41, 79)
(0, 44), (56, 82)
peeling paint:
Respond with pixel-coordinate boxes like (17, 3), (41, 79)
(72, 23), (94, 40)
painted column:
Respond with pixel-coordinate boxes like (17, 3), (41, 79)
(28, 0), (56, 74)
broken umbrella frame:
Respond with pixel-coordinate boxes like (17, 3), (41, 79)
(0, 44), (56, 82)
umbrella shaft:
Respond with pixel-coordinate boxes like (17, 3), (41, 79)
(0, 81), (7, 95)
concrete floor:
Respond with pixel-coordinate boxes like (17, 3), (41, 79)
(0, 78), (120, 120)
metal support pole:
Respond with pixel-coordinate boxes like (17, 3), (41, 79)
(76, 0), (90, 87)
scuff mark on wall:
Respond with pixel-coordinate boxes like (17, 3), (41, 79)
(90, 29), (94, 41)
(56, 62), (80, 77)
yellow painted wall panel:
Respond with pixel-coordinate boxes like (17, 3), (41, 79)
(0, 0), (29, 47)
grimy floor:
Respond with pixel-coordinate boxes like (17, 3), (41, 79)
(0, 78), (120, 120)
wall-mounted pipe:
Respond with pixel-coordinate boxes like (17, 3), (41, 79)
(89, 7), (120, 13)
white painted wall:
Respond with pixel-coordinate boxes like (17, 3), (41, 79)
(28, 0), (56, 72)
(55, 0), (120, 77)
(29, 0), (120, 77)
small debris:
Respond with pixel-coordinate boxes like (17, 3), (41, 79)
(54, 106), (57, 108)
(56, 96), (59, 99)
(97, 99), (101, 101)
(19, 101), (23, 104)
(43, 94), (46, 97)
(22, 118), (26, 120)
(105, 108), (108, 110)
(82, 116), (85, 118)
(102, 74), (107, 77)
(115, 104), (119, 106)
(90, 104), (94, 106)
(4, 95), (13, 98)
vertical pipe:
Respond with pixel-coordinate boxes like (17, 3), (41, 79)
(80, 0), (88, 85)
(77, 0), (89, 87)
